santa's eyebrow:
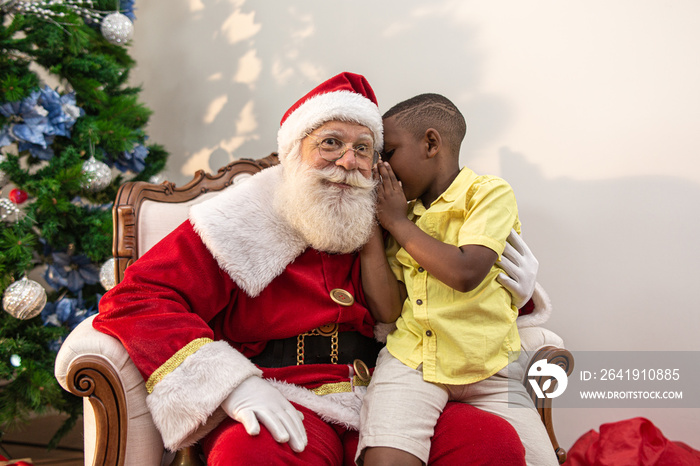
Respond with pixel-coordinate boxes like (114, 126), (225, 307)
(313, 130), (343, 138)
(314, 129), (373, 143)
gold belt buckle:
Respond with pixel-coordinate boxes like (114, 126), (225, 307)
(297, 323), (339, 365)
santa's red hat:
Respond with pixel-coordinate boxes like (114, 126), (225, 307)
(277, 72), (383, 163)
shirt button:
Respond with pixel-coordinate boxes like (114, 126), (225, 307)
(418, 267), (424, 273)
(416, 299), (423, 305)
(426, 330), (433, 337)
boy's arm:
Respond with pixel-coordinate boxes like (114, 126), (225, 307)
(360, 223), (405, 323)
(376, 163), (497, 293)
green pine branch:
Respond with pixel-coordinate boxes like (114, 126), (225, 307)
(1, 3), (169, 445)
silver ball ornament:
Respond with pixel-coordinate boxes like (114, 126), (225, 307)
(82, 156), (112, 192)
(100, 257), (116, 291)
(3, 277), (47, 320)
(101, 12), (134, 45)
(0, 198), (22, 223)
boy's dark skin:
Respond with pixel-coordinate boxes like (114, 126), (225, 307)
(359, 115), (501, 465)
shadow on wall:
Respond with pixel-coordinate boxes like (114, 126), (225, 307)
(212, 0), (500, 170)
(499, 147), (700, 352)
(134, 0), (508, 186)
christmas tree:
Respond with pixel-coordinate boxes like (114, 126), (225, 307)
(0, 0), (168, 447)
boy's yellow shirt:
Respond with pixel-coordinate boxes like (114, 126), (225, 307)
(385, 167), (521, 385)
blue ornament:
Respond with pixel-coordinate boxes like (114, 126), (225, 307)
(44, 253), (100, 293)
(0, 86), (84, 159)
(112, 144), (149, 173)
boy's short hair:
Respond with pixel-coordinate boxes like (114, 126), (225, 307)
(383, 94), (466, 154)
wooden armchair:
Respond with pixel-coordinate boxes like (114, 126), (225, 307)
(54, 154), (573, 465)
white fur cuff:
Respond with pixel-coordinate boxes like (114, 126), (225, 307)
(146, 341), (262, 451)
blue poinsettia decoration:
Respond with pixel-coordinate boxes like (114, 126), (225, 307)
(44, 252), (100, 293)
(41, 294), (100, 351)
(71, 195), (113, 211)
(111, 143), (149, 173)
(0, 86), (83, 160)
(120, 0), (137, 21)
(40, 86), (82, 138)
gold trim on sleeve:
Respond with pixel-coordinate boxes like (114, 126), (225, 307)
(146, 337), (213, 393)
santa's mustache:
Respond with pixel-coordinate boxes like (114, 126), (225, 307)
(311, 165), (377, 191)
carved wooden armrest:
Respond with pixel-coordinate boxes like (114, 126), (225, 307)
(55, 316), (164, 465)
(525, 345), (574, 465)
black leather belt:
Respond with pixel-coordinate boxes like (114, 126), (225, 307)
(251, 330), (384, 368)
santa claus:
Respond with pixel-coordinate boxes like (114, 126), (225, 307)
(93, 72), (537, 464)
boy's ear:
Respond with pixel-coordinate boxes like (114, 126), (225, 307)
(424, 128), (441, 159)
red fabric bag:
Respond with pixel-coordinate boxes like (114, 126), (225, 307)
(0, 455), (32, 466)
(565, 417), (700, 465)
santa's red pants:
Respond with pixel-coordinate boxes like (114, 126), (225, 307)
(201, 402), (526, 465)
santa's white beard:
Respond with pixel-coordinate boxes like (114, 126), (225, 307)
(275, 159), (378, 254)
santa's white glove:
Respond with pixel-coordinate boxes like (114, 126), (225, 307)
(221, 376), (307, 452)
(496, 229), (539, 308)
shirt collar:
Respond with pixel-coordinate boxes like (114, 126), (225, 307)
(410, 167), (475, 216)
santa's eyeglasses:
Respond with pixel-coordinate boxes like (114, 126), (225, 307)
(304, 133), (379, 167)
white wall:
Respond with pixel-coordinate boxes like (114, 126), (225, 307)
(129, 0), (700, 451)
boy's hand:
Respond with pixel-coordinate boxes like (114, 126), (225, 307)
(374, 162), (408, 231)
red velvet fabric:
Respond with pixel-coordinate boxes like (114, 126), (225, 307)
(201, 402), (525, 465)
(261, 364), (362, 391)
(518, 297), (535, 316)
(429, 402), (526, 465)
(565, 417), (700, 466)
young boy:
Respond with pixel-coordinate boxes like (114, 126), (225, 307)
(357, 94), (558, 465)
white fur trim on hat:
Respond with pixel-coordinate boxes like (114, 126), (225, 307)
(277, 90), (383, 163)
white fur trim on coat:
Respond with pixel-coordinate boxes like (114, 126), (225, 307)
(277, 90), (383, 163)
(147, 341), (262, 451)
(189, 165), (308, 297)
(269, 379), (366, 430)
(515, 282), (552, 328)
